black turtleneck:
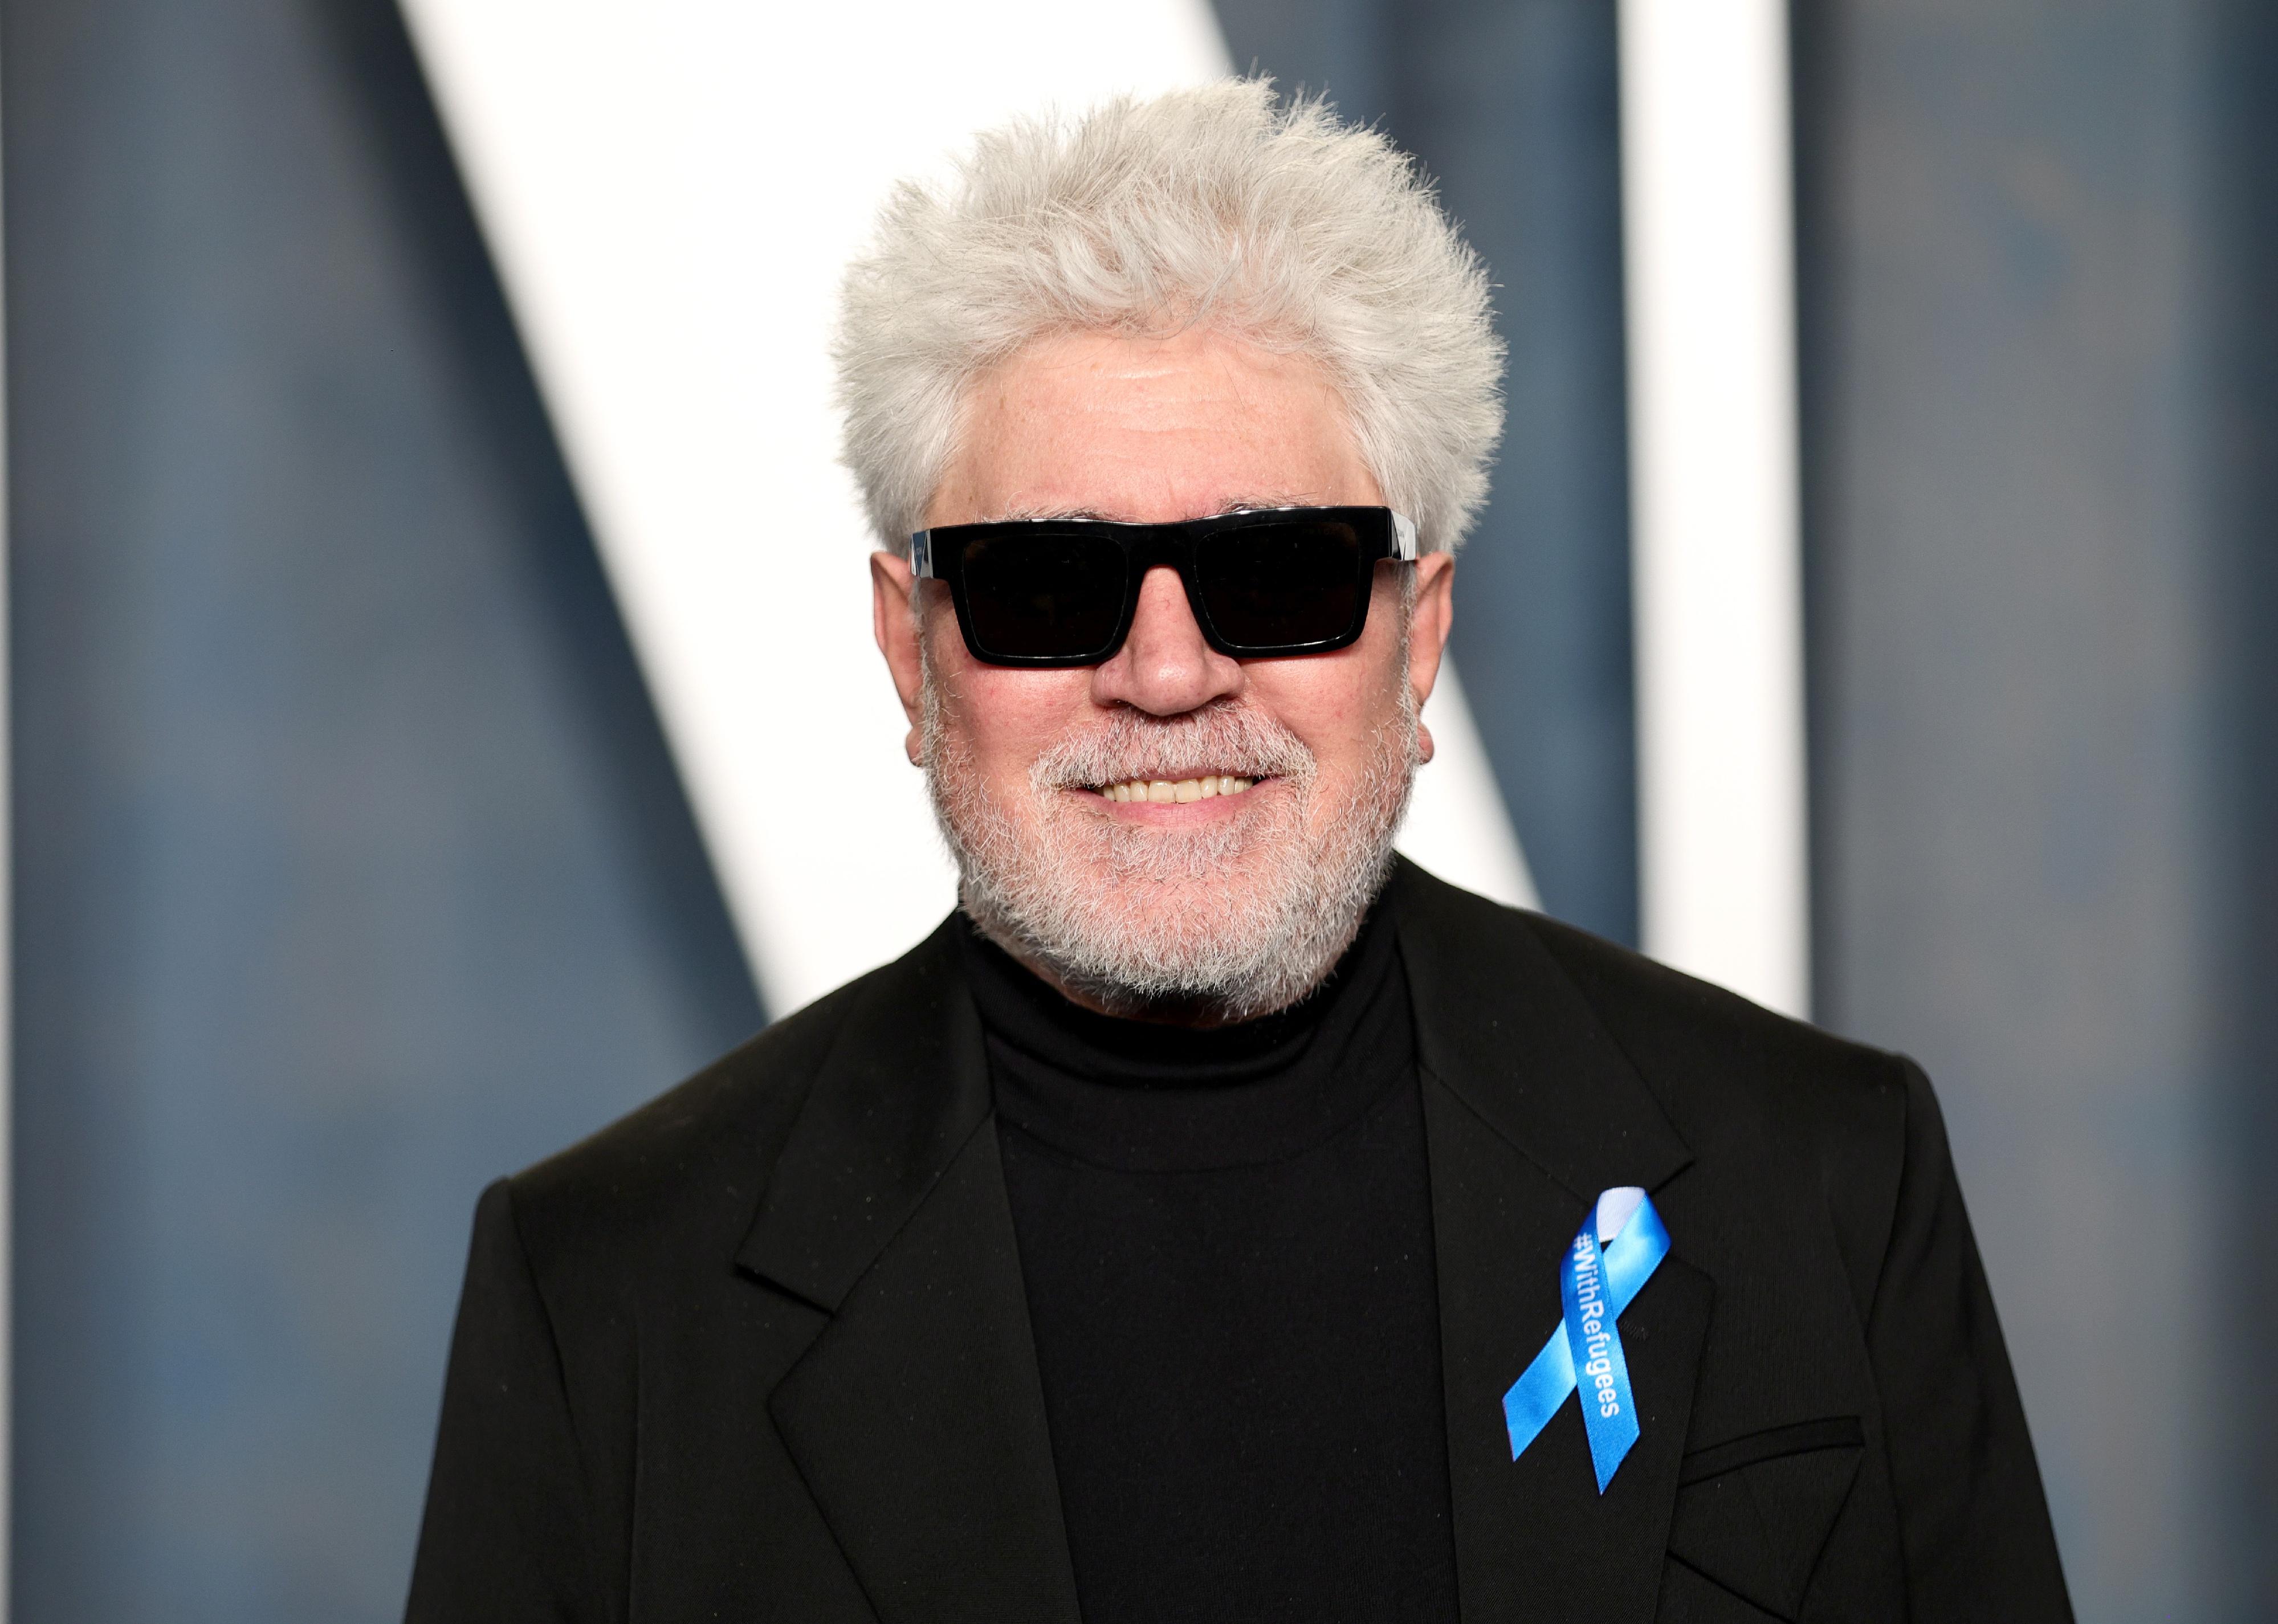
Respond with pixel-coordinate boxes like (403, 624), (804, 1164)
(957, 903), (1459, 1624)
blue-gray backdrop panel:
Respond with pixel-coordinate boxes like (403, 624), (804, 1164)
(5, 0), (762, 1617)
(1795, 1), (2278, 1617)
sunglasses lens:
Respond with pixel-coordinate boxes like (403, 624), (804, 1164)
(1195, 518), (1367, 650)
(960, 531), (1128, 660)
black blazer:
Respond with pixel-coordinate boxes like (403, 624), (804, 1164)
(407, 860), (2071, 1623)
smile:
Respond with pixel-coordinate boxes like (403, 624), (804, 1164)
(1095, 776), (1260, 805)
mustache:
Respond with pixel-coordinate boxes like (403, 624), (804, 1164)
(1030, 701), (1317, 791)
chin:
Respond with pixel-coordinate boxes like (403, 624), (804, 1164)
(947, 786), (1404, 1022)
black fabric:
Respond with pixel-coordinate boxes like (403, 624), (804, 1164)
(405, 859), (2075, 1624)
(956, 906), (1459, 1624)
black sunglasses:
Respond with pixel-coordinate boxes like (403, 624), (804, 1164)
(911, 505), (1419, 668)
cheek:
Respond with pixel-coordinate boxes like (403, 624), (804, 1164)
(1242, 644), (1405, 767)
(929, 634), (1092, 784)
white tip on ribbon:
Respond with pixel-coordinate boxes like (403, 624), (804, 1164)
(1595, 1185), (1647, 1244)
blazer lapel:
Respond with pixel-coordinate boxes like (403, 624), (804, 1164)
(738, 924), (1080, 1624)
(1396, 863), (1715, 1624)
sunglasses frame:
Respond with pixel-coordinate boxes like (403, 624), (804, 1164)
(910, 505), (1419, 668)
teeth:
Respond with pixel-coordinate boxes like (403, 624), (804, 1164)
(1097, 775), (1256, 804)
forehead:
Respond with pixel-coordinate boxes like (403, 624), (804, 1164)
(931, 326), (1380, 526)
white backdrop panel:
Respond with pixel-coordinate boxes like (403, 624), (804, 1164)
(1620, 0), (1810, 1017)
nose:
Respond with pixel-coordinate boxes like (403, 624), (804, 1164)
(1089, 565), (1244, 717)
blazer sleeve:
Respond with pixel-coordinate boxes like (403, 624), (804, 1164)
(1867, 1062), (2073, 1622)
(406, 1178), (605, 1624)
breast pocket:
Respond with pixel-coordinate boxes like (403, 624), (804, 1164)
(1660, 1417), (1864, 1622)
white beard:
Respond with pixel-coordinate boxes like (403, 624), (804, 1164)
(922, 668), (1419, 1023)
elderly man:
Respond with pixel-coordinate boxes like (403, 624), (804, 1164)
(409, 84), (2070, 1624)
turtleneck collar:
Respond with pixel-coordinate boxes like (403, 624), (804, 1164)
(955, 896), (1413, 1172)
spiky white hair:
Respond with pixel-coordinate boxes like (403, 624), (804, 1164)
(834, 79), (1505, 556)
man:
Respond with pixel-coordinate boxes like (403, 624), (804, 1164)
(409, 83), (2071, 1623)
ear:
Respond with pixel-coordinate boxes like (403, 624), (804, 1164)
(1405, 550), (1455, 765)
(870, 550), (926, 765)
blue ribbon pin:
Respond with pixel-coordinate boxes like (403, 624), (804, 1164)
(1501, 1186), (1671, 1493)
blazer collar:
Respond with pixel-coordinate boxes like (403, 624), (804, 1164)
(1388, 857), (1692, 1200)
(737, 916), (1081, 1624)
(1389, 860), (1711, 1624)
(735, 915), (991, 1313)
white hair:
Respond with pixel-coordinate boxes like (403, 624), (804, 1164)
(834, 78), (1504, 554)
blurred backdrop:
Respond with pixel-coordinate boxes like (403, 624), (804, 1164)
(6, 1), (2274, 1621)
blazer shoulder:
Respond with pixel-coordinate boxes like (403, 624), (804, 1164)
(1523, 903), (1906, 1110)
(499, 926), (952, 1271)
